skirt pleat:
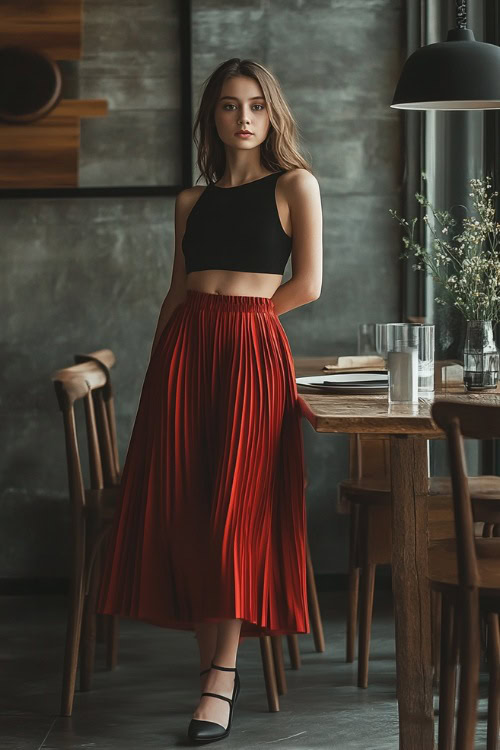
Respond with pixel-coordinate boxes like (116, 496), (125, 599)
(96, 289), (310, 637)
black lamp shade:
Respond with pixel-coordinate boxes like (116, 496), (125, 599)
(391, 29), (500, 110)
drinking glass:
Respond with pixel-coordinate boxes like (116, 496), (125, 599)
(377, 322), (435, 395)
(357, 323), (377, 355)
(417, 325), (435, 395)
(375, 322), (390, 358)
(387, 324), (419, 404)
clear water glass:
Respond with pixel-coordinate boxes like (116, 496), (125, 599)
(375, 322), (391, 358)
(387, 324), (419, 404)
(376, 322), (435, 395)
(357, 323), (377, 355)
(417, 325), (435, 395)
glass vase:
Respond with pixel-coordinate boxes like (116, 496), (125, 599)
(463, 320), (499, 391)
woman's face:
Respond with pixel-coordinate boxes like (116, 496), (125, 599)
(214, 75), (271, 152)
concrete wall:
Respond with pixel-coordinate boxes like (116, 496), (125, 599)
(63, 0), (182, 186)
(1, 196), (175, 578)
(1, 0), (402, 581)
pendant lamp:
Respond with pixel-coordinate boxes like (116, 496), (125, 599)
(391, 0), (500, 110)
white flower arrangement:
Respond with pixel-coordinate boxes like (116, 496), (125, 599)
(389, 175), (500, 324)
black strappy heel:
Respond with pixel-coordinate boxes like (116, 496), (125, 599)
(188, 661), (240, 744)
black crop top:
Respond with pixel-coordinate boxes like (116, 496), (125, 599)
(182, 169), (292, 275)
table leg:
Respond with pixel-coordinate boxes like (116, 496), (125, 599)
(390, 435), (434, 750)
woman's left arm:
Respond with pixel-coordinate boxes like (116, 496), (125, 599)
(271, 168), (323, 316)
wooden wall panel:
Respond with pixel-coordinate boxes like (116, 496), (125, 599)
(0, 99), (107, 187)
(0, 0), (83, 60)
(0, 0), (108, 188)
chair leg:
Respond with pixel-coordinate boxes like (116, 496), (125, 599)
(438, 594), (458, 750)
(60, 537), (86, 716)
(487, 613), (500, 750)
(357, 563), (376, 689)
(347, 568), (360, 663)
(96, 614), (106, 643)
(346, 503), (360, 663)
(306, 534), (325, 653)
(105, 614), (120, 670)
(79, 597), (95, 692)
(97, 535), (120, 670)
(286, 634), (301, 669)
(79, 531), (102, 691)
(432, 589), (442, 685)
(271, 635), (287, 695)
(260, 635), (280, 712)
(456, 590), (481, 750)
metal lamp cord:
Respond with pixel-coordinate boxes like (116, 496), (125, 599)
(456, 0), (467, 29)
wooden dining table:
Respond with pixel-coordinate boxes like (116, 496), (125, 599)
(294, 355), (500, 750)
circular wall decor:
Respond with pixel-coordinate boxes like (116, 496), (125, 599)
(0, 45), (62, 123)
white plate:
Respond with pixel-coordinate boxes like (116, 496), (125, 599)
(296, 372), (388, 394)
(296, 373), (388, 386)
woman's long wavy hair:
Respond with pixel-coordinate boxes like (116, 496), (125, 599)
(193, 58), (312, 185)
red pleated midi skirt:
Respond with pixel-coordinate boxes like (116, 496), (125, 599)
(96, 289), (310, 638)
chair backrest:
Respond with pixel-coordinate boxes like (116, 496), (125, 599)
(348, 431), (455, 541)
(73, 349), (120, 485)
(431, 399), (500, 588)
(349, 434), (391, 481)
(51, 354), (117, 523)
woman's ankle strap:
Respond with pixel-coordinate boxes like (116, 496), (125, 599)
(211, 661), (237, 671)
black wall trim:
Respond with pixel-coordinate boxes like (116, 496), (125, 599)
(401, 0), (426, 321)
(0, 186), (183, 199)
(180, 0), (193, 188)
(483, 0), (500, 476)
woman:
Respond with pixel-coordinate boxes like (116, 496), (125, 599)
(96, 57), (323, 744)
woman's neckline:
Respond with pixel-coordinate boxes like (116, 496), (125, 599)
(212, 170), (283, 189)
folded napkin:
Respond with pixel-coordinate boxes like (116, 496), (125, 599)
(322, 355), (386, 372)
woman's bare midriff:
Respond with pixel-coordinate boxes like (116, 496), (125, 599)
(186, 270), (283, 299)
(182, 176), (292, 299)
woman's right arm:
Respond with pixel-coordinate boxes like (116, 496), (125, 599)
(149, 188), (195, 360)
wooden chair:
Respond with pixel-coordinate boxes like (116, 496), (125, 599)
(52, 356), (121, 716)
(338, 433), (500, 688)
(59, 350), (325, 714)
(72, 351), (121, 678)
(430, 400), (500, 750)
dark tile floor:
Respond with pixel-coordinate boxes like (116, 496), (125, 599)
(1, 590), (491, 749)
